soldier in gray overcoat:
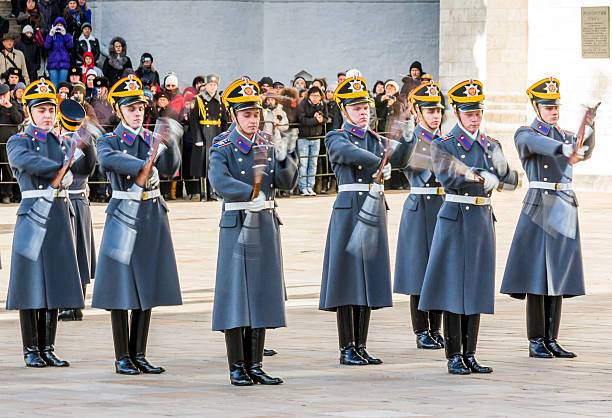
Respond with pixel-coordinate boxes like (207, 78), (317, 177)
(56, 99), (97, 322)
(319, 75), (416, 366)
(501, 77), (594, 359)
(6, 79), (84, 368)
(92, 75), (182, 375)
(419, 79), (519, 375)
(209, 77), (298, 386)
(394, 80), (445, 350)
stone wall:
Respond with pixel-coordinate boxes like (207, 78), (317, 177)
(88, 0), (440, 90)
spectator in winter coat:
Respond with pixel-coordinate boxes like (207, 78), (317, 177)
(296, 86), (326, 196)
(17, 0), (46, 32)
(63, 0), (85, 40)
(163, 72), (184, 114)
(78, 0), (91, 23)
(399, 60), (423, 102)
(88, 76), (117, 126)
(0, 83), (24, 203)
(37, 0), (60, 34)
(70, 80), (97, 121)
(135, 52), (160, 87)
(80, 51), (101, 78)
(75, 22), (99, 64)
(0, 34), (30, 85)
(102, 36), (132, 85)
(279, 86), (299, 125)
(262, 95), (289, 142)
(44, 17), (73, 87)
(84, 67), (96, 97)
(15, 25), (42, 83)
(155, 91), (180, 121)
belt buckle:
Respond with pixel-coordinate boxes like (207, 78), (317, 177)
(474, 196), (485, 205)
(142, 191), (149, 200)
(54, 189), (61, 198)
(554, 183), (563, 191)
(436, 187), (445, 195)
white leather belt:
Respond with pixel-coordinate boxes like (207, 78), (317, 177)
(68, 189), (87, 195)
(338, 183), (384, 192)
(21, 189), (69, 199)
(445, 194), (491, 206)
(112, 189), (161, 201)
(529, 181), (572, 191)
(224, 200), (275, 211)
(410, 186), (445, 195)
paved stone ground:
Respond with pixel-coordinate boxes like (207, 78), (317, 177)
(0, 191), (611, 416)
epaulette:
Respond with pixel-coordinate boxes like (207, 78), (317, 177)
(329, 129), (345, 133)
(257, 130), (272, 145)
(213, 138), (231, 148)
(437, 134), (454, 143)
(15, 133), (28, 138)
(218, 130), (230, 139)
(101, 132), (117, 139)
(486, 135), (499, 144)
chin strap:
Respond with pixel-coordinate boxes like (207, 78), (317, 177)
(531, 101), (543, 121)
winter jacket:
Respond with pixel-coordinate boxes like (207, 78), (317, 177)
(17, 8), (46, 32)
(297, 98), (325, 139)
(167, 90), (184, 115)
(63, 7), (85, 39)
(76, 33), (100, 64)
(0, 99), (24, 143)
(79, 4), (92, 23)
(38, 0), (60, 34)
(44, 17), (73, 70)
(0, 48), (30, 85)
(135, 66), (160, 87)
(102, 36), (132, 85)
(15, 34), (41, 83)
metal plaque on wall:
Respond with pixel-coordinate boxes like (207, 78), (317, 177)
(582, 6), (610, 58)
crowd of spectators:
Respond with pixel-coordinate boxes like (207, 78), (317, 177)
(0, 1), (430, 202)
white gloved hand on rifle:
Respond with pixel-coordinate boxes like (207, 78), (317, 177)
(373, 163), (392, 181)
(562, 143), (588, 161)
(61, 170), (73, 189)
(479, 170), (499, 193)
(248, 192), (266, 212)
(147, 166), (160, 188)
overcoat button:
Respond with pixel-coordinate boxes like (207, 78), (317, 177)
(38, 185), (43, 189)
(466, 206), (470, 210)
(127, 175), (131, 180)
(234, 148), (238, 151)
(122, 150), (127, 154)
(461, 154), (465, 159)
(543, 177), (548, 181)
(358, 192), (363, 196)
(357, 165), (362, 170)
(426, 196), (431, 200)
(152, 199), (157, 203)
(36, 147), (40, 151)
(238, 158), (243, 162)
(241, 170), (245, 175)
(425, 184), (429, 187)
(357, 179), (362, 183)
(544, 164), (548, 169)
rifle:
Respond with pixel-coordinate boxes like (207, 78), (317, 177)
(569, 102), (600, 165)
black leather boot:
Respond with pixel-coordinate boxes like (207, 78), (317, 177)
(462, 314), (492, 373)
(411, 295), (440, 349)
(58, 309), (75, 321)
(264, 349), (277, 356)
(225, 327), (252, 386)
(429, 311), (444, 348)
(73, 285), (86, 321)
(19, 309), (46, 367)
(353, 305), (382, 364)
(527, 294), (553, 358)
(244, 328), (283, 385)
(336, 305), (367, 365)
(111, 310), (140, 375)
(129, 309), (165, 373)
(443, 311), (470, 375)
(544, 296), (576, 358)
(38, 309), (69, 367)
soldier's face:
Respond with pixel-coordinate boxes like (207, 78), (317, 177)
(420, 107), (442, 131)
(30, 104), (56, 130)
(204, 82), (218, 97)
(457, 110), (482, 134)
(345, 103), (370, 128)
(120, 103), (145, 129)
(235, 108), (260, 137)
(538, 105), (559, 125)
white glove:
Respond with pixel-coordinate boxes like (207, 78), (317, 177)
(275, 139), (288, 162)
(72, 148), (85, 163)
(490, 147), (508, 176)
(194, 142), (204, 147)
(374, 163), (392, 181)
(370, 182), (384, 194)
(148, 166), (160, 188)
(576, 145), (589, 160)
(479, 170), (499, 193)
(61, 170), (73, 189)
(248, 192), (266, 212)
(57, 26), (66, 35)
(584, 125), (594, 139)
(465, 169), (479, 183)
(49, 26), (56, 35)
(562, 143), (573, 158)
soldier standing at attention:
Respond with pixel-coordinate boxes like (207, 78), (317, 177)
(208, 77), (298, 386)
(419, 80), (519, 375)
(56, 99), (98, 322)
(92, 75), (183, 375)
(393, 80), (445, 350)
(6, 79), (84, 367)
(188, 74), (229, 200)
(319, 75), (415, 366)
(501, 77), (594, 359)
